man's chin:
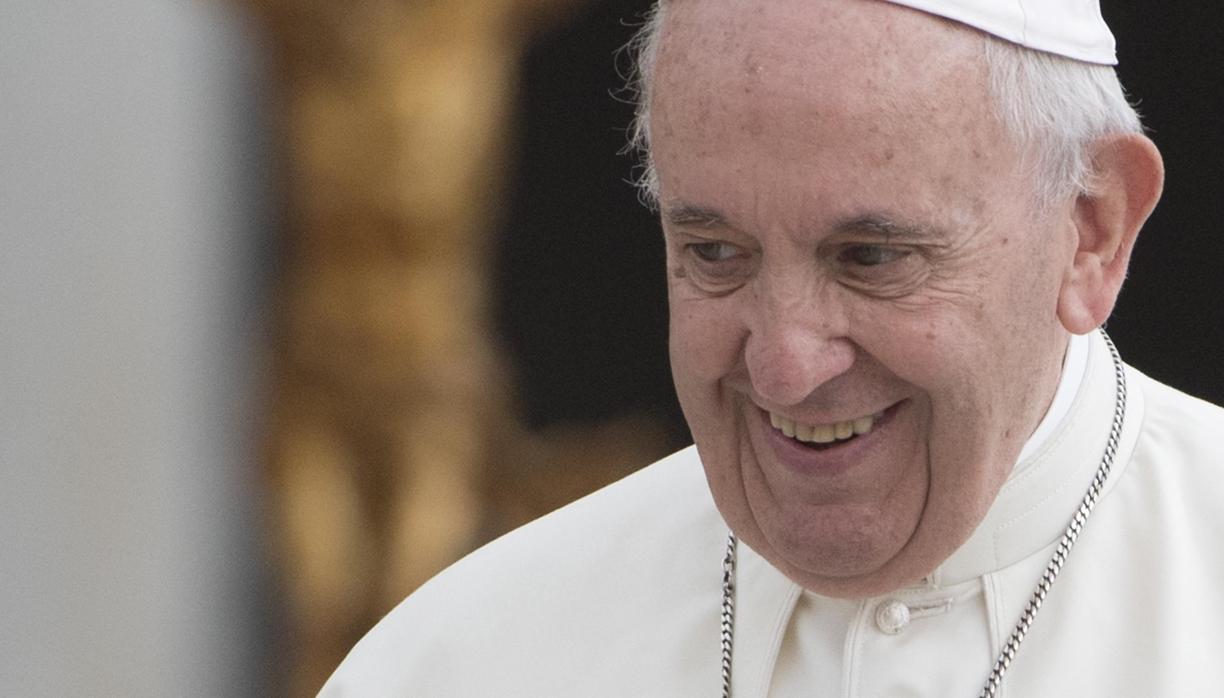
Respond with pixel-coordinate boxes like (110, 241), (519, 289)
(781, 555), (933, 599)
(741, 512), (929, 597)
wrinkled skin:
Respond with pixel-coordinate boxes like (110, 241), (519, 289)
(652, 0), (1083, 597)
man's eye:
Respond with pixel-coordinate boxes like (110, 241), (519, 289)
(839, 245), (909, 266)
(689, 241), (742, 262)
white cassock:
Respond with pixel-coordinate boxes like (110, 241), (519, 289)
(321, 331), (1224, 697)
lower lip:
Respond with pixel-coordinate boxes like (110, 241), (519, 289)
(760, 402), (903, 476)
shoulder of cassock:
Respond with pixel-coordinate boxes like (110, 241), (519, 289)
(993, 363), (1224, 696)
(319, 356), (1224, 697)
(1110, 366), (1224, 555)
(319, 445), (729, 698)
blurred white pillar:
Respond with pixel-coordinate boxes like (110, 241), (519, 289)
(0, 1), (270, 695)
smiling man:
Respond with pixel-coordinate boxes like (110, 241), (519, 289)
(322, 1), (1224, 696)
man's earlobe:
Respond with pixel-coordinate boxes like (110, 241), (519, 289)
(1057, 133), (1165, 334)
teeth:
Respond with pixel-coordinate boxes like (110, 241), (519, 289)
(811, 424), (835, 443)
(835, 421), (853, 440)
(770, 411), (882, 444)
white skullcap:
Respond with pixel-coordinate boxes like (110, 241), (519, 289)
(883, 0), (1117, 65)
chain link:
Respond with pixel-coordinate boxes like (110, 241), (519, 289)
(720, 532), (737, 698)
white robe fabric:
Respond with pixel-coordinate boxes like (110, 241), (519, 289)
(322, 331), (1224, 697)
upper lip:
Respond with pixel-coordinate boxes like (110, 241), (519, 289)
(759, 401), (895, 428)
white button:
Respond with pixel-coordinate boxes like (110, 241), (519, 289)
(875, 599), (911, 634)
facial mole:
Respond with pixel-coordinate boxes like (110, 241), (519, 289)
(672, 267), (688, 279)
(884, 149), (895, 161)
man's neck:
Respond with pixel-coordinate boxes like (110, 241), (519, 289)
(1014, 332), (1089, 468)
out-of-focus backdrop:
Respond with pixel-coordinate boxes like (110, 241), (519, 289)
(1, 1), (1220, 695)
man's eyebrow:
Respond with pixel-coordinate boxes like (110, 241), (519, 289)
(661, 207), (943, 239)
(832, 214), (940, 240)
(661, 204), (728, 228)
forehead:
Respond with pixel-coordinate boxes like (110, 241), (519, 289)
(650, 0), (1022, 230)
(654, 0), (986, 124)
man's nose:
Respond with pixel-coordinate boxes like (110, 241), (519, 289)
(744, 301), (855, 408)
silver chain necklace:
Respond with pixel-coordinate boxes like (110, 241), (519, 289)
(719, 331), (1128, 698)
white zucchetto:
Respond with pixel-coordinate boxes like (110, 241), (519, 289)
(883, 0), (1117, 65)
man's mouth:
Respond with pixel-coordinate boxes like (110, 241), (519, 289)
(768, 410), (885, 446)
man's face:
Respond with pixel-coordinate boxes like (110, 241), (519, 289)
(652, 0), (1078, 597)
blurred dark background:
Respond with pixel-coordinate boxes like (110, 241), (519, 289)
(1107, 4), (1224, 404)
(495, 0), (681, 434)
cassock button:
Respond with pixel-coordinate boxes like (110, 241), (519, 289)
(875, 599), (911, 634)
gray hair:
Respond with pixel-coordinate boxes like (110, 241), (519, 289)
(623, 2), (1144, 210)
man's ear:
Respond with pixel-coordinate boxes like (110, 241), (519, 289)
(1057, 133), (1165, 334)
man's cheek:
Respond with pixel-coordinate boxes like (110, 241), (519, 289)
(672, 313), (738, 379)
